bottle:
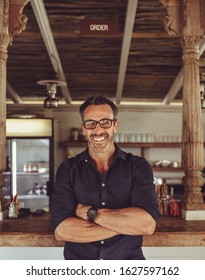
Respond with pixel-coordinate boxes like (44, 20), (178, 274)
(70, 127), (79, 141)
(169, 198), (181, 217)
(6, 156), (11, 172)
(160, 183), (169, 216)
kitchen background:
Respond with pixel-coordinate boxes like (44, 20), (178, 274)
(56, 108), (184, 191)
(1, 108), (205, 259)
(56, 108), (183, 163)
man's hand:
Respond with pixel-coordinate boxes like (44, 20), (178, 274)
(55, 204), (119, 242)
(75, 203), (90, 220)
(75, 204), (156, 236)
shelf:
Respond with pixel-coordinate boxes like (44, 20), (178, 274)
(4, 194), (48, 199)
(59, 141), (185, 173)
(152, 167), (183, 172)
(59, 140), (183, 148)
(119, 142), (182, 148)
(3, 172), (49, 176)
(59, 141), (184, 161)
(60, 141), (87, 148)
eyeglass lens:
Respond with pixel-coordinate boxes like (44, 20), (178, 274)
(83, 119), (115, 129)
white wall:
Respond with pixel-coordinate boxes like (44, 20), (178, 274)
(54, 109), (183, 144)
(0, 246), (205, 260)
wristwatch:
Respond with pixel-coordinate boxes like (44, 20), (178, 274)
(87, 207), (98, 223)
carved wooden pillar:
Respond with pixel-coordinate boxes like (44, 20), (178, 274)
(180, 1), (205, 210)
(160, 0), (205, 212)
(0, 0), (29, 215)
(0, 0), (11, 213)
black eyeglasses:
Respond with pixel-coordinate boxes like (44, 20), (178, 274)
(82, 118), (116, 130)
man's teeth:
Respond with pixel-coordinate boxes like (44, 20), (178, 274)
(93, 136), (106, 141)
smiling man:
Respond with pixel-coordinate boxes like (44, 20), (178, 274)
(51, 96), (159, 260)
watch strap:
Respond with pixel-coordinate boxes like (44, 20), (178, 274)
(87, 207), (98, 223)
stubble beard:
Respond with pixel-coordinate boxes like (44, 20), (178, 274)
(88, 132), (115, 154)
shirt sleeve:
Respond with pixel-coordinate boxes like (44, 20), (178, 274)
(131, 157), (160, 221)
(50, 159), (77, 230)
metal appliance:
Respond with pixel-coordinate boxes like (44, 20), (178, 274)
(3, 118), (54, 211)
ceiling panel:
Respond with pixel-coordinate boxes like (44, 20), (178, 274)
(6, 0), (203, 114)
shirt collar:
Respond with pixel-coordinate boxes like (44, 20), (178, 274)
(76, 144), (126, 164)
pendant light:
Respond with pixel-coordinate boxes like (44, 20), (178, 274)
(37, 79), (67, 109)
(37, 53), (67, 109)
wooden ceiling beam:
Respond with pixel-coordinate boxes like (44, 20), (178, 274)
(115, 0), (139, 104)
(22, 31), (171, 40)
(30, 0), (72, 103)
(6, 82), (23, 104)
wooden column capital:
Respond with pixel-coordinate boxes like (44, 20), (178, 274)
(0, 34), (10, 60)
(160, 0), (205, 37)
(9, 0), (30, 40)
(180, 0), (204, 37)
(160, 0), (181, 37)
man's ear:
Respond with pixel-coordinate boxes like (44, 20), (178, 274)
(114, 119), (119, 134)
(80, 123), (85, 135)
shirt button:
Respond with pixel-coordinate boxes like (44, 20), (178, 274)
(101, 183), (105, 187)
(85, 159), (88, 162)
(102, 201), (105, 206)
(101, 240), (104, 244)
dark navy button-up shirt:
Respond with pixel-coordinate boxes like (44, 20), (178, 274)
(51, 145), (159, 260)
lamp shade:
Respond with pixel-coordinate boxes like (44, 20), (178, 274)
(43, 95), (59, 108)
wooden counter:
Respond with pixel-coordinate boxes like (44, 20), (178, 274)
(0, 213), (205, 247)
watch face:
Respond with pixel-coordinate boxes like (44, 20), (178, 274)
(87, 207), (97, 222)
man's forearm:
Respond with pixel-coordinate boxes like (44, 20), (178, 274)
(76, 204), (156, 236)
(95, 207), (156, 236)
(54, 216), (119, 243)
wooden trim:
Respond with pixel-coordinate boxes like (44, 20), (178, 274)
(143, 232), (205, 247)
(1, 215), (205, 247)
(1, 231), (205, 247)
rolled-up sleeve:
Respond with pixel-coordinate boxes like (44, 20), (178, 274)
(131, 157), (160, 221)
(50, 160), (77, 230)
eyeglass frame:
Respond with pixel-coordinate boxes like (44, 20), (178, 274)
(82, 118), (117, 130)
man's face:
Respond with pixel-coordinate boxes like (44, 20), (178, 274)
(81, 104), (119, 154)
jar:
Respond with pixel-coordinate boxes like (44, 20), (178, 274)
(70, 127), (79, 141)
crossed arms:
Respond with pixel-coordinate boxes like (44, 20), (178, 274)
(54, 204), (156, 243)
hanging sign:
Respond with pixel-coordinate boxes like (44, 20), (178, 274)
(80, 19), (118, 35)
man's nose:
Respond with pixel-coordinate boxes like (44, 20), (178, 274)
(94, 122), (103, 131)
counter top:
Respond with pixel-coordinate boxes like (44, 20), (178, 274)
(0, 213), (205, 247)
